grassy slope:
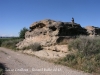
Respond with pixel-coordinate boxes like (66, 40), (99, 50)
(55, 36), (100, 74)
(0, 37), (23, 50)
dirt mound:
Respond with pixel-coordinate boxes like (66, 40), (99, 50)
(16, 19), (100, 54)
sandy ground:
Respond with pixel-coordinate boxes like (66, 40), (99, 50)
(0, 47), (92, 75)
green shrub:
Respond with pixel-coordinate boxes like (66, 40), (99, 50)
(63, 54), (77, 66)
(19, 27), (28, 39)
(30, 43), (42, 51)
(21, 43), (42, 51)
(81, 60), (96, 73)
(0, 38), (9, 46)
(95, 53), (100, 62)
(55, 36), (100, 73)
(68, 36), (100, 73)
(68, 36), (100, 56)
(63, 54), (75, 62)
(1, 39), (22, 50)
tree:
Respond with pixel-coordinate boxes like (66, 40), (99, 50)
(19, 27), (28, 39)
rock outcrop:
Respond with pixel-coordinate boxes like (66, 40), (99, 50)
(26, 19), (86, 38)
(85, 26), (100, 36)
(17, 19), (85, 50)
(16, 19), (100, 53)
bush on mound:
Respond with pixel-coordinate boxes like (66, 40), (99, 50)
(56, 36), (100, 73)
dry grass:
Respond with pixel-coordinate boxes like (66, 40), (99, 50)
(55, 36), (100, 74)
(0, 38), (22, 50)
(22, 43), (42, 51)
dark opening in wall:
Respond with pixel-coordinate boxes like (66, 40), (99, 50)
(37, 23), (46, 28)
(49, 26), (57, 31)
(58, 27), (67, 36)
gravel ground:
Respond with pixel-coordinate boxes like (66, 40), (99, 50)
(0, 47), (92, 75)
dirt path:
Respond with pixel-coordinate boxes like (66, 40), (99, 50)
(0, 47), (92, 75)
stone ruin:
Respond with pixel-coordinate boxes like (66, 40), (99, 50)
(16, 18), (100, 52)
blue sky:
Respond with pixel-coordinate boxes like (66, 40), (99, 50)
(0, 0), (100, 36)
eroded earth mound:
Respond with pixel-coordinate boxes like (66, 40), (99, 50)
(16, 19), (100, 58)
(17, 19), (86, 49)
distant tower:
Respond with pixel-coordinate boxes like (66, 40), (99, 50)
(71, 17), (74, 27)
